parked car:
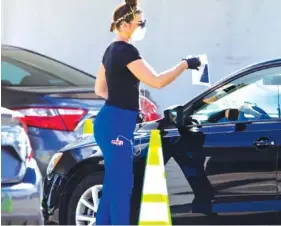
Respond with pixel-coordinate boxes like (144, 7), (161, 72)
(1, 107), (43, 225)
(43, 58), (281, 225)
(1, 45), (161, 174)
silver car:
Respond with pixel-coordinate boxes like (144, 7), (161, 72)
(1, 107), (43, 225)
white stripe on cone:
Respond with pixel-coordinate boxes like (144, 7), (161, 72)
(142, 166), (167, 195)
(139, 203), (169, 222)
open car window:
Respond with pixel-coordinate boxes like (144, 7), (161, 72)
(190, 66), (281, 125)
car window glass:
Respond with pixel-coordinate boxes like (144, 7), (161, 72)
(190, 66), (281, 124)
(1, 61), (30, 85)
(1, 48), (95, 87)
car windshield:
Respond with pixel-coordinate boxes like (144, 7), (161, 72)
(1, 46), (96, 87)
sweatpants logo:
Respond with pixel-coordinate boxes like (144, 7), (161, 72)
(111, 139), (124, 146)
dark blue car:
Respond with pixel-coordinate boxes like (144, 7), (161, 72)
(1, 45), (161, 175)
(43, 58), (281, 225)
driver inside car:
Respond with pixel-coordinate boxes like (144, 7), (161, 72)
(215, 103), (271, 123)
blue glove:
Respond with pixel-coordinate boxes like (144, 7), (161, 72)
(183, 56), (201, 70)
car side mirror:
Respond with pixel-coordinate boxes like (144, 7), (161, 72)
(164, 105), (184, 128)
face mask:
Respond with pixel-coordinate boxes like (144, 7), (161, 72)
(130, 26), (146, 42)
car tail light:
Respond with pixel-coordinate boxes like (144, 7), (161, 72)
(145, 112), (162, 121)
(12, 107), (87, 131)
(140, 96), (162, 121)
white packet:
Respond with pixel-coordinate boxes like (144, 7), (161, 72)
(192, 54), (211, 87)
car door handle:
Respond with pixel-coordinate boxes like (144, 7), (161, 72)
(253, 137), (275, 149)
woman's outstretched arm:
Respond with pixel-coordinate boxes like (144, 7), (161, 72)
(127, 57), (200, 89)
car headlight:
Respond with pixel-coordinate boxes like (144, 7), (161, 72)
(46, 152), (63, 175)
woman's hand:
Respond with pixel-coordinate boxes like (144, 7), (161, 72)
(183, 56), (201, 70)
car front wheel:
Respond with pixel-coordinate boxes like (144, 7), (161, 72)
(66, 172), (103, 226)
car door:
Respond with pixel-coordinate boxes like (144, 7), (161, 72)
(167, 65), (281, 225)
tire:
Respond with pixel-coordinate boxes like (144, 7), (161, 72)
(66, 172), (104, 225)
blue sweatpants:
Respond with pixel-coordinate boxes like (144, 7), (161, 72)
(94, 104), (138, 225)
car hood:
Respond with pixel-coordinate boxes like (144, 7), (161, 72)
(59, 120), (161, 153)
(59, 135), (96, 153)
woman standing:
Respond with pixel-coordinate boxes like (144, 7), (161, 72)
(94, 0), (201, 224)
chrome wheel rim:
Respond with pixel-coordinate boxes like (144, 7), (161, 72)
(75, 185), (102, 225)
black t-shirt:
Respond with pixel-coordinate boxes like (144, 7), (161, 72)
(102, 41), (141, 111)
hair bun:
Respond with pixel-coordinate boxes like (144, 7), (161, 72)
(125, 0), (138, 7)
